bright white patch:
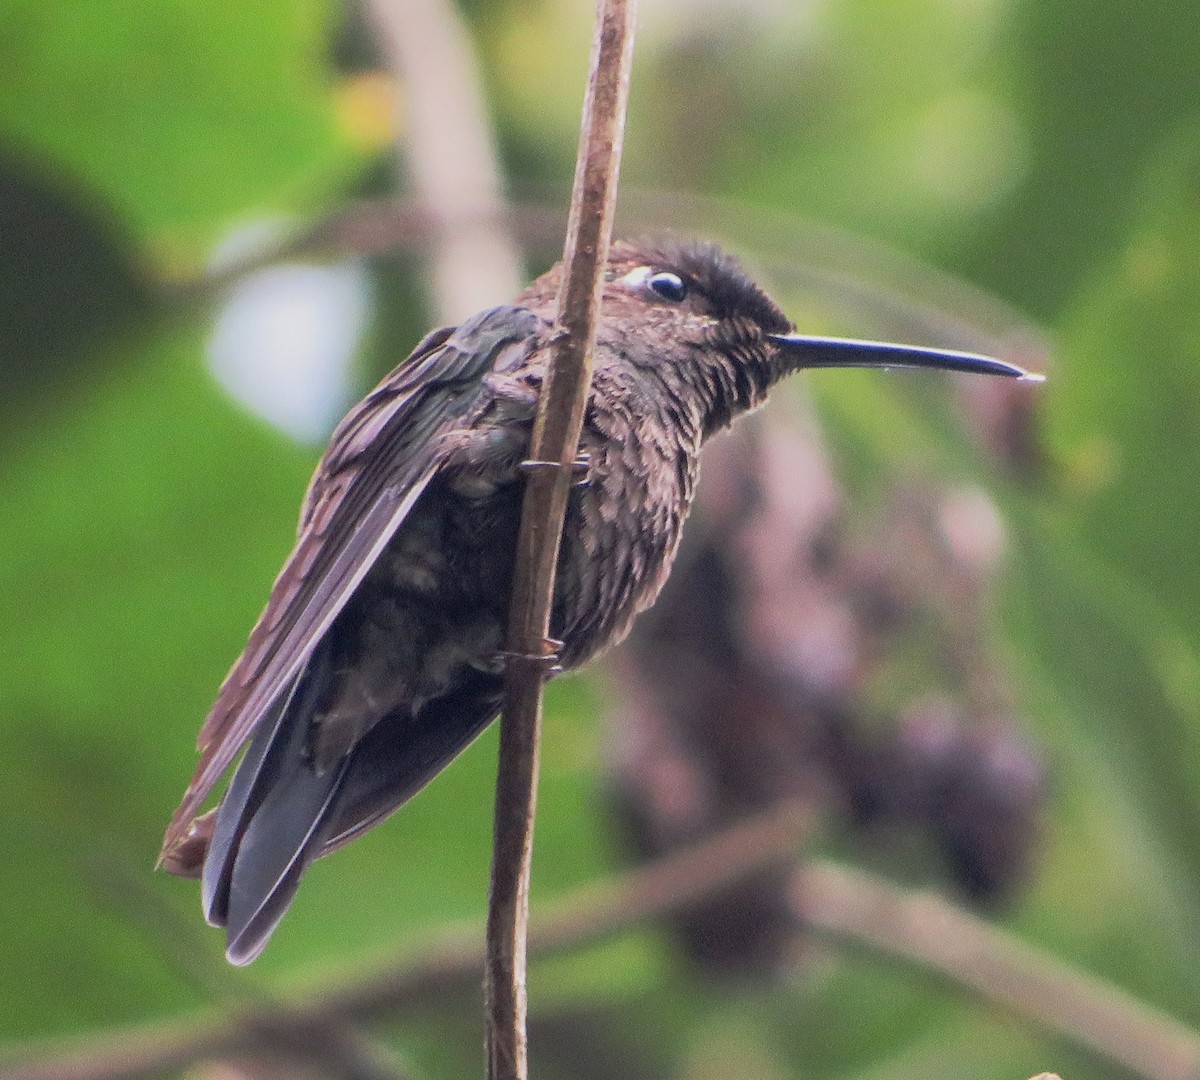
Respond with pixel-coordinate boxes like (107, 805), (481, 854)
(208, 224), (372, 443)
(617, 265), (653, 291)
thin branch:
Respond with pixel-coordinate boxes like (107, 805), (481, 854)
(485, 2), (637, 1079)
(7, 801), (1200, 1080)
(363, 0), (523, 322)
(84, 853), (411, 1080)
(0, 799), (808, 1080)
(797, 865), (1200, 1080)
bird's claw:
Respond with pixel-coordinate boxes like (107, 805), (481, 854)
(495, 637), (564, 677)
(520, 452), (591, 487)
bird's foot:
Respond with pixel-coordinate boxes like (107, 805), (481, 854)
(494, 637), (565, 677)
(520, 453), (591, 487)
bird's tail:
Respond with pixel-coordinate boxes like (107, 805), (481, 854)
(201, 646), (348, 965)
(201, 655), (503, 965)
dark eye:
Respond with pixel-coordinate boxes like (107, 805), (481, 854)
(647, 271), (688, 303)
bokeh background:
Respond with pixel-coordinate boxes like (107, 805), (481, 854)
(3, 0), (1200, 1077)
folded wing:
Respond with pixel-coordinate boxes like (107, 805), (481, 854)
(161, 305), (544, 861)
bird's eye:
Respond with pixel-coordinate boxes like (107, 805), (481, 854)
(647, 271), (688, 303)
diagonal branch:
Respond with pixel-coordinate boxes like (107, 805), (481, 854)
(484, 2), (638, 1079)
(798, 866), (1200, 1080)
(7, 799), (1200, 1080)
(0, 800), (808, 1080)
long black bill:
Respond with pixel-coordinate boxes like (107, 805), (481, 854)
(768, 333), (1044, 383)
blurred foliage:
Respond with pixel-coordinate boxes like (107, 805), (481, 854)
(1, 1), (1199, 1079)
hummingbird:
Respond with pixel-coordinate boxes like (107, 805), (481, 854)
(161, 238), (1040, 964)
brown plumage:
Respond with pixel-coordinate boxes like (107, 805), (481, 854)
(161, 238), (1039, 964)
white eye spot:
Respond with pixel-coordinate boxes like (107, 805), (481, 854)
(616, 265), (689, 303)
(618, 265), (653, 290)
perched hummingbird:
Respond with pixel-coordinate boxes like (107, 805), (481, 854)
(161, 238), (1040, 964)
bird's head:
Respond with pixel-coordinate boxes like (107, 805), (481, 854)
(523, 237), (1041, 437)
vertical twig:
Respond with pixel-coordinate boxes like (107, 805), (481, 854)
(484, 2), (638, 1078)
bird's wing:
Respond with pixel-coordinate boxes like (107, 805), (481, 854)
(162, 305), (544, 857)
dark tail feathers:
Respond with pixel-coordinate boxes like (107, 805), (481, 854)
(202, 656), (503, 965)
(202, 647), (348, 965)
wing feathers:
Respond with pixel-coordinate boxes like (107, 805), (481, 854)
(162, 305), (544, 861)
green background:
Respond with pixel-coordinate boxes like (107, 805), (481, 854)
(2, 1), (1199, 1077)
